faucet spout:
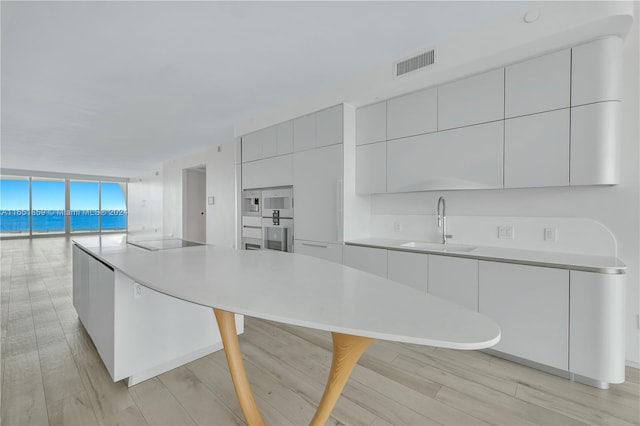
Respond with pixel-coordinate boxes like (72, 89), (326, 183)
(436, 196), (448, 244)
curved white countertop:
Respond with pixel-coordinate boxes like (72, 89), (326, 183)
(345, 238), (626, 274)
(73, 236), (500, 350)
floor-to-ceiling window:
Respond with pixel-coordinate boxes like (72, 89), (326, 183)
(70, 180), (100, 233)
(0, 176), (30, 237)
(101, 182), (127, 232)
(0, 174), (128, 238)
(32, 177), (65, 235)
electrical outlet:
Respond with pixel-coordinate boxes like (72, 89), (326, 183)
(134, 283), (144, 299)
(498, 225), (514, 240)
(544, 228), (558, 242)
(393, 221), (402, 233)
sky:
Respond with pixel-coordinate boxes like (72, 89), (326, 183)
(0, 179), (126, 211)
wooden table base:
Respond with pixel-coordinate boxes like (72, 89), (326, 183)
(213, 309), (374, 426)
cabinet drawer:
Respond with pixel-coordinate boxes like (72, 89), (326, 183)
(438, 68), (504, 130)
(294, 240), (342, 264)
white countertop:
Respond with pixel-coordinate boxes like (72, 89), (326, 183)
(73, 236), (500, 350)
(345, 238), (626, 274)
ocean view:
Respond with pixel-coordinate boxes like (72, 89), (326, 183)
(0, 210), (127, 233)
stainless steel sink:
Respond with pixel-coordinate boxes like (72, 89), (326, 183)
(400, 241), (476, 253)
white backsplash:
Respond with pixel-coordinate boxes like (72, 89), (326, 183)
(369, 214), (617, 257)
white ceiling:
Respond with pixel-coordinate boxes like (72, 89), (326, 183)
(1, 1), (527, 178)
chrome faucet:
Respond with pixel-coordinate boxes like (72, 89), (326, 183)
(436, 196), (452, 244)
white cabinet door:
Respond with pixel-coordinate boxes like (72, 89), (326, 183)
(242, 154), (293, 189)
(343, 245), (387, 278)
(570, 102), (620, 186)
(88, 260), (115, 375)
(438, 68), (504, 130)
(72, 246), (90, 326)
(504, 109), (569, 188)
(356, 141), (386, 194)
(572, 37), (622, 106)
(569, 271), (625, 384)
(276, 121), (294, 155)
(294, 240), (343, 264)
(428, 255), (478, 310)
(257, 126), (279, 159)
(387, 88), (437, 140)
(387, 250), (427, 292)
(316, 105), (343, 148)
(387, 121), (504, 192)
(293, 113), (316, 152)
(356, 102), (387, 145)
(293, 144), (343, 243)
(505, 49), (570, 118)
(479, 261), (569, 370)
(241, 131), (264, 163)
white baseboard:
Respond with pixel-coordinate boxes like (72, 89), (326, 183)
(625, 360), (639, 370)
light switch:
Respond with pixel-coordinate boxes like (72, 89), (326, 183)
(208, 196), (214, 205)
(544, 228), (557, 242)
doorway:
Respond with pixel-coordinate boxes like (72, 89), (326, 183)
(182, 166), (206, 243)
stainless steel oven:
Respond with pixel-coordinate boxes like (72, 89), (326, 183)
(262, 187), (293, 219)
(263, 218), (293, 252)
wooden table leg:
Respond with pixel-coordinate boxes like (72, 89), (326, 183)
(310, 332), (374, 426)
(213, 309), (266, 426)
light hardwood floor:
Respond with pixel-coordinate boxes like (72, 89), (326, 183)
(1, 236), (639, 426)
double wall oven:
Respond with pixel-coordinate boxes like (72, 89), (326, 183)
(242, 186), (293, 252)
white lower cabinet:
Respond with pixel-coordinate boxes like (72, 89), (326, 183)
(343, 245), (387, 278)
(479, 261), (569, 371)
(294, 239), (343, 264)
(387, 250), (428, 291)
(569, 271), (625, 384)
(428, 255), (478, 311)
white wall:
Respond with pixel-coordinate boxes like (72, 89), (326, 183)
(161, 140), (237, 248)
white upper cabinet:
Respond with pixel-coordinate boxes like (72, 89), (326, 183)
(428, 255), (478, 311)
(387, 121), (504, 192)
(276, 121), (294, 155)
(259, 126), (279, 159)
(570, 102), (620, 186)
(387, 88), (437, 140)
(316, 105), (344, 148)
(293, 144), (343, 244)
(356, 141), (386, 194)
(242, 154), (293, 189)
(505, 49), (571, 118)
(387, 250), (428, 292)
(438, 68), (504, 130)
(479, 261), (569, 371)
(504, 109), (570, 188)
(572, 37), (623, 106)
(356, 102), (386, 145)
(294, 105), (343, 152)
(343, 245), (387, 278)
(293, 113), (316, 152)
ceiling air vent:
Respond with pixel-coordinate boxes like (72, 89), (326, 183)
(394, 49), (436, 78)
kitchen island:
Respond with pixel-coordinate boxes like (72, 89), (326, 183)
(73, 236), (500, 425)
